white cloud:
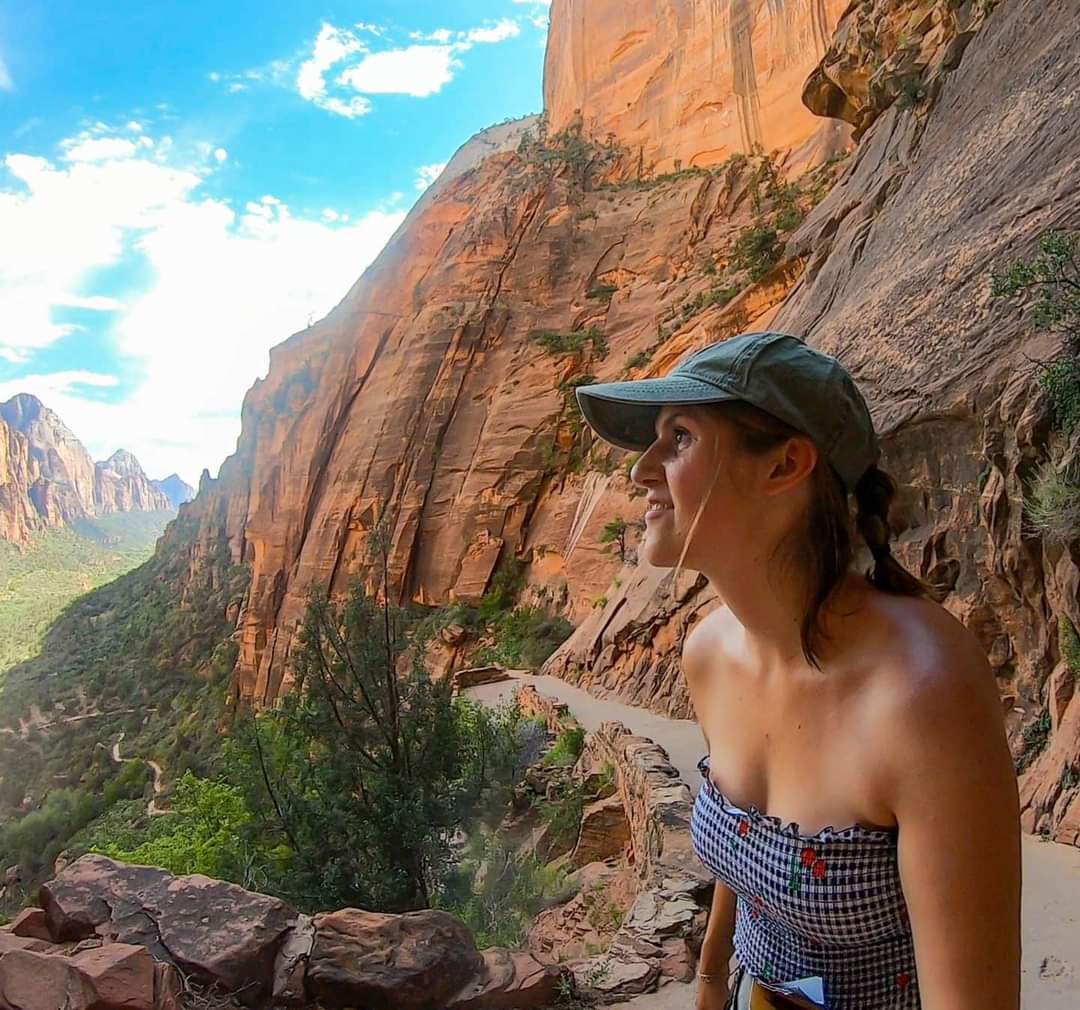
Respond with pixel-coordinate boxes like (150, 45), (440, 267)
(461, 20), (520, 45)
(53, 295), (123, 311)
(214, 147), (228, 163)
(296, 22), (371, 117)
(410, 28), (453, 44)
(337, 45), (459, 98)
(62, 137), (139, 162)
(296, 17), (523, 115)
(415, 163), (447, 192)
(0, 56), (12, 92)
(126, 121), (143, 133)
(0, 128), (406, 484)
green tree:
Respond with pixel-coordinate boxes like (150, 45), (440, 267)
(229, 517), (464, 912)
(599, 518), (630, 563)
(90, 772), (262, 879)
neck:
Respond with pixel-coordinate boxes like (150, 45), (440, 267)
(699, 559), (863, 675)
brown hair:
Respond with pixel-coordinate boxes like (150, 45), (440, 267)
(670, 401), (929, 669)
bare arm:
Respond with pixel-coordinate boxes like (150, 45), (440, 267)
(700, 877), (737, 975)
(682, 617), (738, 1001)
(883, 630), (1021, 1010)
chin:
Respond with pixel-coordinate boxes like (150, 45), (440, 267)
(640, 537), (689, 571)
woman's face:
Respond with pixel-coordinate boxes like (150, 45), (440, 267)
(629, 404), (751, 573)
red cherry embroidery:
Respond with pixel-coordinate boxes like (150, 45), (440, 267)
(750, 895), (765, 920)
(737, 818), (750, 837)
(812, 858), (827, 880)
(801, 846), (817, 867)
(896, 972), (911, 991)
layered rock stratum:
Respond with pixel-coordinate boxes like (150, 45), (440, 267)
(0, 395), (171, 543)
(544, 0), (853, 173)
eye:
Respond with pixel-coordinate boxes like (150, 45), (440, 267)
(673, 427), (691, 448)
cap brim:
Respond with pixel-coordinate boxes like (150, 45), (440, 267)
(575, 375), (739, 451)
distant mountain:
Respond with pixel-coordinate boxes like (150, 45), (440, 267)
(151, 473), (196, 510)
(0, 394), (173, 544)
(95, 449), (171, 515)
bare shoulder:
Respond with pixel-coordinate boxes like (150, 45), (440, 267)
(681, 603), (740, 685)
(861, 593), (1012, 791)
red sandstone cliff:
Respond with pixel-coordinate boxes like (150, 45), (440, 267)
(124, 0), (1080, 843)
(0, 395), (172, 543)
(544, 0), (852, 173)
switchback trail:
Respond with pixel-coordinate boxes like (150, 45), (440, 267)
(465, 671), (1080, 1010)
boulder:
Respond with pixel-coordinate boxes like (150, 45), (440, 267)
(453, 666), (511, 690)
(446, 948), (563, 1010)
(71, 945), (157, 1010)
(7, 909), (51, 942)
(39, 855), (296, 1005)
(271, 914), (314, 1007)
(307, 908), (483, 1010)
(0, 932), (54, 956)
(569, 795), (631, 868)
(152, 963), (182, 1010)
(569, 952), (658, 998)
(0, 943), (154, 1010)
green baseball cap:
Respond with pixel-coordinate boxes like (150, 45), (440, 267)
(574, 330), (880, 493)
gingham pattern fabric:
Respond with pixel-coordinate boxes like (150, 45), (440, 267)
(692, 753), (920, 1009)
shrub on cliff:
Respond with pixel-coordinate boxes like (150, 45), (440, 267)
(86, 772), (276, 882)
(433, 829), (573, 948)
(474, 606), (574, 669)
(992, 229), (1080, 434)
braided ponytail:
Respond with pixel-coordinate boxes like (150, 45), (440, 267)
(703, 403), (933, 668)
(853, 465), (929, 597)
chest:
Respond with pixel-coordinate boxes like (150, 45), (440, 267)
(691, 756), (911, 947)
(697, 667), (895, 834)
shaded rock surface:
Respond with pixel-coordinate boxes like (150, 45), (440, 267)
(307, 908), (484, 1010)
(542, 0), (1080, 845)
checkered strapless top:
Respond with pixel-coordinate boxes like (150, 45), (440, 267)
(692, 753), (920, 1009)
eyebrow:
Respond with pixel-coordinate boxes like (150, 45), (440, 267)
(654, 411), (689, 437)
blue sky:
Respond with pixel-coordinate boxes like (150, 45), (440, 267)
(0, 1), (548, 485)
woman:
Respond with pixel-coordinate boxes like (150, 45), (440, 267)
(574, 331), (1021, 1010)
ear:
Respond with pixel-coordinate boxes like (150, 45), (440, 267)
(764, 437), (818, 495)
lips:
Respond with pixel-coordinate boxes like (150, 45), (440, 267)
(644, 502), (673, 520)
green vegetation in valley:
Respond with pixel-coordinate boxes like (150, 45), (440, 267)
(0, 509), (248, 905)
(0, 510), (173, 679)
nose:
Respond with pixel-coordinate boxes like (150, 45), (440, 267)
(629, 440), (663, 489)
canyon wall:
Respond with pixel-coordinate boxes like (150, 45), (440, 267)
(545, 0), (1080, 843)
(0, 417), (50, 545)
(544, 0), (852, 173)
(0, 395), (171, 543)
